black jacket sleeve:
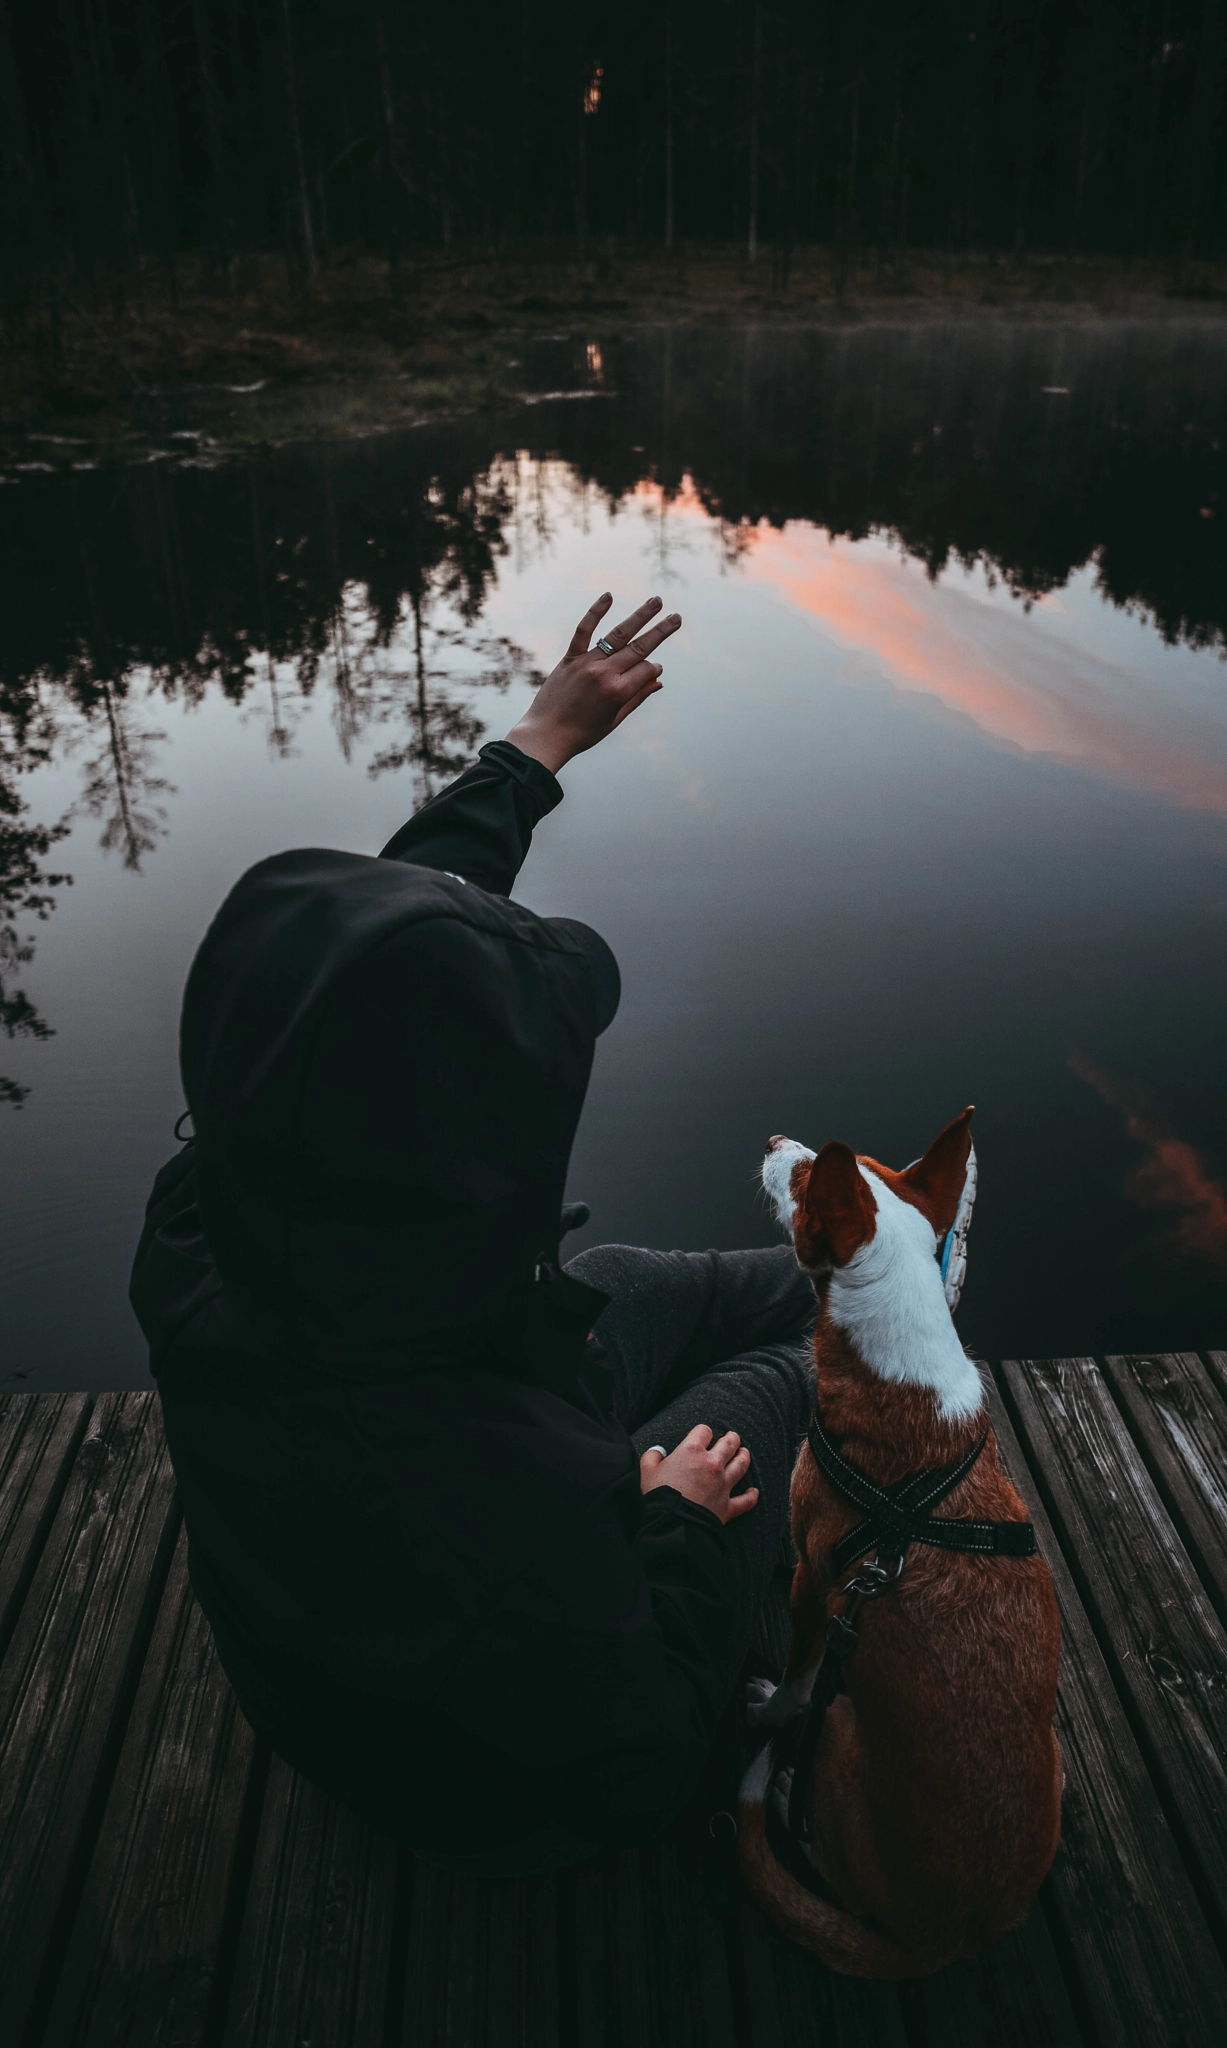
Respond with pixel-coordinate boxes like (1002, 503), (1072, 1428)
(378, 740), (563, 897)
(577, 1486), (749, 1841)
(435, 1468), (750, 1850)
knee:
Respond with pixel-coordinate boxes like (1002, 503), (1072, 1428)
(740, 1340), (815, 1435)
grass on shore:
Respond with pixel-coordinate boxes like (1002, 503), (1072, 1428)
(4, 239), (1226, 470)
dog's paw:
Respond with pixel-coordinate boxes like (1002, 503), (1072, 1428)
(744, 1674), (780, 1728)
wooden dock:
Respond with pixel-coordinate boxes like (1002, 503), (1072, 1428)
(1, 1355), (1226, 2047)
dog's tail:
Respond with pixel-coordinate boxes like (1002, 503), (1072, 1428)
(737, 1747), (933, 1981)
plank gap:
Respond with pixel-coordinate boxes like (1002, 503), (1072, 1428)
(556, 1866), (579, 2048)
(381, 1850), (415, 2048)
(0, 1393), (94, 1667)
(1036, 1881), (1103, 2048)
(1203, 1353), (1227, 1406)
(202, 1736), (272, 2048)
(18, 1489), (183, 2048)
(894, 1980), (928, 2048)
(721, 1907), (760, 2048)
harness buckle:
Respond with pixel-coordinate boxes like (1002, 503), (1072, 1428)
(841, 1549), (906, 1601)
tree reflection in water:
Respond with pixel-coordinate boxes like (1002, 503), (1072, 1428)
(0, 452), (544, 1100)
(0, 798), (69, 1109)
(2, 321), (1225, 1103)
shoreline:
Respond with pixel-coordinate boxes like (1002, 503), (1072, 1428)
(4, 242), (1227, 470)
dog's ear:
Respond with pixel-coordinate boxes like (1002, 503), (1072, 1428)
(901, 1106), (974, 1238)
(798, 1140), (878, 1266)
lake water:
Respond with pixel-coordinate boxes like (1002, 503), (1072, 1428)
(2, 320), (1226, 1390)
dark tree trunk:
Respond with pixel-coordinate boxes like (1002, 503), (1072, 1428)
(747, 1), (763, 260)
(664, 0), (675, 248)
(1183, 0), (1226, 256)
(277, 0), (316, 282)
(835, 65), (862, 293)
(192, 0), (232, 271)
(373, 0), (408, 289)
(0, 6), (41, 309)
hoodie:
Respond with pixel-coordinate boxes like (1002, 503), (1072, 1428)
(130, 741), (742, 1863)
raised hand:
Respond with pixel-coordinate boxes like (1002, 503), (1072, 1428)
(504, 591), (682, 775)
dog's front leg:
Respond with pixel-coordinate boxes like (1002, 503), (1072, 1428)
(784, 1559), (830, 1683)
(744, 1658), (821, 1734)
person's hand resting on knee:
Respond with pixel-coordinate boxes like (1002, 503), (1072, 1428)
(506, 591), (681, 774)
(640, 1425), (759, 1524)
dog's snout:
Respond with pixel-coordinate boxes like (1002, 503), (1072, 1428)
(766, 1134), (789, 1153)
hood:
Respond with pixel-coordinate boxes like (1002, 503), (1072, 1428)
(176, 848), (608, 1382)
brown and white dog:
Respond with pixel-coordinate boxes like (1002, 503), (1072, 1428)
(738, 1108), (1062, 1978)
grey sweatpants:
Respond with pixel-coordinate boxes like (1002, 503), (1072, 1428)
(566, 1241), (817, 1666)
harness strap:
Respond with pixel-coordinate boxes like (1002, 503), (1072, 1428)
(806, 1409), (1039, 1569)
(768, 1403), (1040, 1848)
(779, 1554), (902, 1841)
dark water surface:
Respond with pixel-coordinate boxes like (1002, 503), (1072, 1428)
(3, 321), (1226, 1390)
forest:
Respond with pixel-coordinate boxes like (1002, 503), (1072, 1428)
(2, 0), (1226, 306)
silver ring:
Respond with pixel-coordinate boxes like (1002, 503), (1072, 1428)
(646, 1444), (667, 1458)
(595, 635), (617, 656)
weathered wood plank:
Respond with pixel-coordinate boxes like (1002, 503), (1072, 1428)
(0, 1392), (93, 1660)
(1102, 1353), (1227, 1629)
(736, 1901), (907, 2048)
(222, 1755), (398, 2048)
(905, 1907), (1084, 2047)
(1202, 1351), (1227, 1407)
(988, 1369), (1227, 2046)
(42, 1524), (260, 2048)
(0, 1364), (1221, 2048)
(573, 1841), (736, 2048)
(0, 1390), (180, 2044)
(573, 1848), (652, 2048)
(402, 1860), (558, 2048)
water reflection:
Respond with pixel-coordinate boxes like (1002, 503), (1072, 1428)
(1, 321), (1225, 1375)
(1069, 1057), (1227, 1269)
(0, 455), (545, 1088)
(739, 520), (1227, 817)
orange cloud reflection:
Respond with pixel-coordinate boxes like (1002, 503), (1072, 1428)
(631, 481), (1227, 819)
(751, 523), (1227, 818)
(1070, 1056), (1227, 1267)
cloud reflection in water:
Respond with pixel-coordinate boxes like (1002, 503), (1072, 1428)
(637, 487), (1227, 821)
(1070, 1055), (1227, 1269)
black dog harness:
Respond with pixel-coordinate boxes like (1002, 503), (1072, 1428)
(769, 1405), (1039, 1852)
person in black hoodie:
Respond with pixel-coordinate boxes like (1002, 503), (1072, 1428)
(130, 590), (817, 1875)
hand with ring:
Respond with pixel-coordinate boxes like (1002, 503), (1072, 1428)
(504, 591), (682, 775)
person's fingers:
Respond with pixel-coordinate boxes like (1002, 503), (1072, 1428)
(567, 591), (613, 656)
(607, 658), (663, 706)
(725, 1445), (753, 1485)
(640, 611), (683, 654)
(609, 612), (681, 667)
(711, 1430), (742, 1465)
(639, 1446), (666, 1476)
(603, 593), (662, 649)
(681, 1423), (714, 1452)
(610, 677), (663, 728)
(609, 656), (664, 697)
(725, 1486), (760, 1520)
